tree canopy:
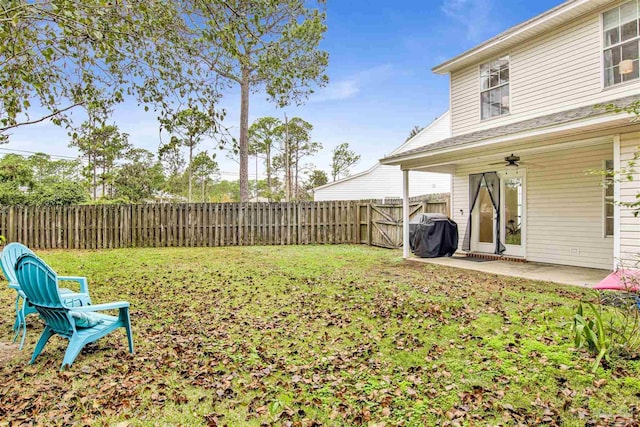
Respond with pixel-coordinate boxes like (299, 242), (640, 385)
(70, 119), (131, 199)
(249, 116), (283, 199)
(160, 108), (218, 202)
(0, 0), (219, 142)
(405, 125), (424, 142)
(0, 153), (88, 205)
(1, 1), (329, 199)
(191, 151), (220, 202)
(330, 142), (361, 181)
(272, 117), (321, 200)
(113, 149), (164, 203)
(306, 169), (328, 190)
(188, 0), (329, 201)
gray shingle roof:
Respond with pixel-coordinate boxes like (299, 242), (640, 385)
(382, 94), (640, 162)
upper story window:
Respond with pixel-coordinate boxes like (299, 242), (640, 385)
(480, 56), (510, 120)
(603, 1), (640, 86)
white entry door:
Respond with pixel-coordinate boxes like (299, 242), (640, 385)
(500, 172), (526, 258)
(471, 178), (497, 254)
(471, 171), (526, 257)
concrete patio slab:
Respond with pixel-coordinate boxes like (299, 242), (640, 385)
(408, 255), (610, 287)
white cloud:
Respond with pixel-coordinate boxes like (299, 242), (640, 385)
(441, 0), (497, 43)
(310, 64), (395, 103)
(311, 79), (360, 102)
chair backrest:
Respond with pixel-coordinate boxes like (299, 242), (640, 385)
(16, 253), (74, 337)
(1, 242), (35, 286)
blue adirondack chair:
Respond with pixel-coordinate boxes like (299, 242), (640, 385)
(0, 242), (92, 350)
(15, 253), (134, 369)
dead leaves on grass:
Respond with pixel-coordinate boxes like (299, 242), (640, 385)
(0, 247), (638, 426)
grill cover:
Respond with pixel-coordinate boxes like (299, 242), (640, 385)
(409, 213), (459, 258)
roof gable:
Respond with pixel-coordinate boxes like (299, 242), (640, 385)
(313, 163), (379, 191)
(314, 111), (451, 191)
(390, 111), (451, 155)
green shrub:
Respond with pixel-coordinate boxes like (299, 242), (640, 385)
(573, 295), (640, 373)
(573, 302), (610, 373)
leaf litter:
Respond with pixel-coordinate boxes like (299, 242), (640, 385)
(0, 245), (638, 426)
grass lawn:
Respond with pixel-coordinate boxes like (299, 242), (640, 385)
(0, 245), (639, 426)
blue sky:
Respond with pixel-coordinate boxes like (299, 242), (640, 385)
(6, 0), (564, 180)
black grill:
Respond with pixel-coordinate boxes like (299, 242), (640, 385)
(409, 213), (459, 258)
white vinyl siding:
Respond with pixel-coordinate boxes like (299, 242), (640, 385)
(450, 2), (640, 136)
(390, 111), (451, 155)
(619, 131), (640, 266)
(315, 112), (453, 201)
(314, 166), (450, 201)
(452, 142), (614, 270)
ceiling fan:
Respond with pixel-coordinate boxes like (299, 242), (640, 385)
(489, 154), (542, 168)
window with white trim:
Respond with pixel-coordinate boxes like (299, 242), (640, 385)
(480, 56), (510, 120)
(604, 159), (614, 237)
(603, 0), (640, 87)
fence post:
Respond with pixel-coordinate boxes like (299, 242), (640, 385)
(7, 205), (15, 243)
(355, 203), (361, 244)
(366, 203), (372, 246)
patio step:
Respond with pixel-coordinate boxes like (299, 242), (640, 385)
(466, 253), (527, 263)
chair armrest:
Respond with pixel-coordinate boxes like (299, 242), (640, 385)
(58, 276), (90, 294)
(61, 292), (92, 308)
(8, 283), (20, 290)
(71, 301), (130, 312)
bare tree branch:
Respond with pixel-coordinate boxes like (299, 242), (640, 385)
(0, 103), (82, 133)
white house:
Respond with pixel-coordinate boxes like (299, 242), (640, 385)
(313, 112), (452, 201)
(381, 0), (640, 271)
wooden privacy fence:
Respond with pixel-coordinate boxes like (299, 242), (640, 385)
(0, 195), (449, 250)
(357, 195), (450, 249)
(0, 202), (359, 249)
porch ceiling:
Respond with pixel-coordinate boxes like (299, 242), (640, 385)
(401, 128), (625, 173)
(381, 94), (640, 171)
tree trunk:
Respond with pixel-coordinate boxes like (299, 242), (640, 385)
(91, 153), (97, 200)
(90, 117), (97, 200)
(109, 166), (114, 197)
(294, 142), (299, 200)
(239, 68), (250, 202)
(284, 114), (290, 202)
(266, 145), (271, 201)
(188, 142), (193, 203)
(101, 165), (105, 198)
(255, 154), (258, 199)
(201, 177), (205, 202)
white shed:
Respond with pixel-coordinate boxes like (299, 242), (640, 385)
(313, 112), (451, 201)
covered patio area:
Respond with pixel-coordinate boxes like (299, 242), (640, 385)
(408, 255), (610, 287)
(381, 96), (640, 275)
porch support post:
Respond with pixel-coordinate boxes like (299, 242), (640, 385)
(449, 173), (454, 218)
(403, 169), (410, 259)
(613, 134), (621, 270)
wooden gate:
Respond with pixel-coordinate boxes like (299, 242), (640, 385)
(358, 196), (450, 248)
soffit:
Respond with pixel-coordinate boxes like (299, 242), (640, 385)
(433, 0), (617, 74)
(380, 93), (640, 167)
